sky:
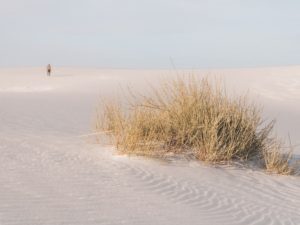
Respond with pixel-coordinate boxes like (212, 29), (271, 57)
(1, 0), (300, 69)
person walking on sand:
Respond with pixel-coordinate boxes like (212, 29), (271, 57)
(47, 64), (52, 76)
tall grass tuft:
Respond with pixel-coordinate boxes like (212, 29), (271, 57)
(97, 76), (295, 175)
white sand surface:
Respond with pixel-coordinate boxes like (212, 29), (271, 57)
(0, 67), (299, 225)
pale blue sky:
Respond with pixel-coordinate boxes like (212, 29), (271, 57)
(1, 0), (300, 68)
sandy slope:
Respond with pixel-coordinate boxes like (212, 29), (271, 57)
(0, 67), (299, 225)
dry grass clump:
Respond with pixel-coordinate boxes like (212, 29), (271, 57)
(262, 139), (297, 175)
(263, 148), (294, 175)
(97, 76), (295, 175)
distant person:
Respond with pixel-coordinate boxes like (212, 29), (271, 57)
(47, 64), (52, 76)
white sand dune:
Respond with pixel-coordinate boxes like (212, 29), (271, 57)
(0, 67), (299, 225)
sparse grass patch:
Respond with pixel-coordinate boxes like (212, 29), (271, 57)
(96, 76), (296, 175)
(263, 148), (294, 175)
